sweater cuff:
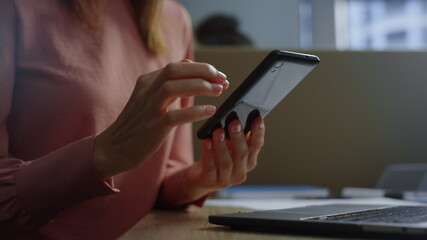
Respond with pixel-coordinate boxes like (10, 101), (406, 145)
(17, 136), (119, 222)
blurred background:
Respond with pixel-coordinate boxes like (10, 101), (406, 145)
(177, 0), (427, 50)
(176, 0), (427, 195)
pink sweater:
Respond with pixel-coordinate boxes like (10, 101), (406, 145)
(0, 0), (197, 239)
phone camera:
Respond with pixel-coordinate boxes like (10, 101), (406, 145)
(274, 62), (284, 69)
(272, 62), (284, 72)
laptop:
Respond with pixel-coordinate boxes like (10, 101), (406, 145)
(209, 204), (427, 237)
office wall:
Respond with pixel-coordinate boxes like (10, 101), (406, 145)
(176, 0), (339, 49)
(193, 48), (427, 194)
(176, 0), (300, 48)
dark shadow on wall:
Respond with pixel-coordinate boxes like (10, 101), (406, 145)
(195, 14), (252, 46)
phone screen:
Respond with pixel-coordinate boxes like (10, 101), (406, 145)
(240, 60), (316, 116)
(197, 50), (319, 139)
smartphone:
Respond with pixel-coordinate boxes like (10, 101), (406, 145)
(197, 50), (320, 139)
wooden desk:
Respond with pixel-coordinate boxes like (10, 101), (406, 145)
(118, 206), (368, 240)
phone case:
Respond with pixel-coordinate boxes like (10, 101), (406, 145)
(197, 50), (320, 139)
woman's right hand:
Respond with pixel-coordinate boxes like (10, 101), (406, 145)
(92, 61), (228, 178)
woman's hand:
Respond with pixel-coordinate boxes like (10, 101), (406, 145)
(93, 61), (229, 178)
(181, 116), (265, 202)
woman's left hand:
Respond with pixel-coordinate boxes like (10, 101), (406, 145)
(182, 116), (265, 202)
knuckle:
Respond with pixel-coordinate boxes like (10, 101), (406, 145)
(202, 63), (216, 77)
(218, 182), (230, 189)
(257, 138), (265, 148)
(163, 62), (179, 77)
(248, 161), (257, 171)
(260, 141), (265, 148)
(235, 174), (247, 184)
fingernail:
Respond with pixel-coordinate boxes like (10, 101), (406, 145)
(217, 71), (227, 83)
(233, 123), (242, 133)
(204, 105), (216, 115)
(223, 80), (230, 89)
(258, 119), (264, 129)
(206, 139), (212, 150)
(217, 131), (225, 142)
(211, 83), (223, 93)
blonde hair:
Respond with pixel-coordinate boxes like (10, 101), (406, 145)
(66, 0), (167, 56)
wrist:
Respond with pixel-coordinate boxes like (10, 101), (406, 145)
(93, 133), (128, 178)
(181, 169), (214, 202)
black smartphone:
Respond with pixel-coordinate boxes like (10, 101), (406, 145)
(197, 50), (320, 139)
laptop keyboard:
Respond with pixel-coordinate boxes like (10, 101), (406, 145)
(311, 206), (427, 223)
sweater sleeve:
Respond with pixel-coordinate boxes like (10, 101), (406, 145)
(0, 1), (118, 237)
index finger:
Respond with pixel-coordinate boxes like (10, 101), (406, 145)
(151, 62), (227, 91)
